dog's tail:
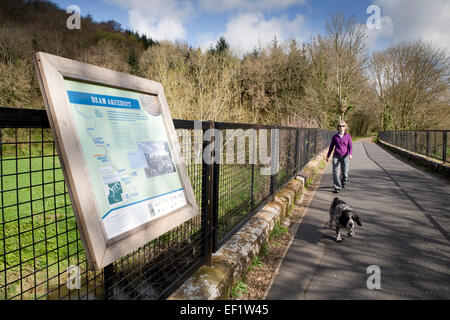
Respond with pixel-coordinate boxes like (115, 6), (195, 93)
(330, 197), (340, 217)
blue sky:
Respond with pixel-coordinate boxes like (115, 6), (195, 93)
(55, 0), (449, 55)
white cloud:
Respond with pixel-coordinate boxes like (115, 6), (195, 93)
(104, 0), (194, 41)
(102, 0), (311, 50)
(99, 0), (449, 54)
(198, 0), (307, 13)
(221, 12), (309, 55)
(363, 15), (394, 52)
(373, 0), (450, 51)
(128, 10), (186, 41)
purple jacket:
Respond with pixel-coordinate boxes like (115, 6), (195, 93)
(327, 133), (353, 158)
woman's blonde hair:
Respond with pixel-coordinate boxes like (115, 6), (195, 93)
(337, 121), (348, 131)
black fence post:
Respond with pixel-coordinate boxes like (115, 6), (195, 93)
(307, 130), (312, 161)
(443, 131), (447, 163)
(304, 130), (309, 163)
(269, 127), (278, 198)
(313, 130), (318, 155)
(414, 131), (417, 153)
(426, 131), (430, 158)
(402, 131), (405, 149)
(405, 131), (408, 149)
(212, 122), (222, 253)
(103, 263), (114, 300)
(305, 130), (310, 165)
(269, 147), (275, 197)
(295, 129), (300, 173)
(250, 161), (255, 211)
(433, 131), (437, 157)
(202, 121), (215, 264)
(250, 128), (256, 212)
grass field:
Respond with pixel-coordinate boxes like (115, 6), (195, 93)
(0, 135), (89, 299)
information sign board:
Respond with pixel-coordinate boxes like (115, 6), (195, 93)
(34, 52), (199, 270)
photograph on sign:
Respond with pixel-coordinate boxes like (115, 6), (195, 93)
(33, 52), (199, 270)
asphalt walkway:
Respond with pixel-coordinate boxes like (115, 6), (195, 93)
(267, 141), (450, 299)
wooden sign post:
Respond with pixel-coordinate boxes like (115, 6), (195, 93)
(34, 52), (199, 270)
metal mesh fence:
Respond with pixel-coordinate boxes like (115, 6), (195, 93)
(0, 107), (333, 299)
(0, 116), (208, 300)
(212, 124), (333, 251)
(379, 130), (448, 163)
(213, 124), (262, 250)
(275, 129), (297, 189)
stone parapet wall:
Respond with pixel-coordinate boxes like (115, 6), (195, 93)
(377, 139), (450, 177)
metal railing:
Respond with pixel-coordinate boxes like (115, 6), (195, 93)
(0, 106), (333, 300)
(211, 123), (333, 251)
(378, 130), (449, 163)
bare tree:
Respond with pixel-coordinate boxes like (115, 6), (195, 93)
(369, 40), (450, 130)
(302, 12), (368, 127)
(327, 13), (368, 120)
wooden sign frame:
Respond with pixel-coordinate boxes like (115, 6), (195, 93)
(33, 52), (199, 270)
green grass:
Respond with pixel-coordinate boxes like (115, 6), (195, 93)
(269, 222), (288, 240)
(260, 243), (269, 257)
(318, 160), (326, 170)
(231, 280), (248, 298)
(0, 140), (86, 299)
(247, 256), (262, 273)
(305, 177), (314, 187)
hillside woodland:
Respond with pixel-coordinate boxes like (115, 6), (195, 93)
(1, 0), (449, 134)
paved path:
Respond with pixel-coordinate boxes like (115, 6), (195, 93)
(267, 141), (450, 299)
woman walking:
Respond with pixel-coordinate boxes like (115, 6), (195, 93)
(326, 121), (353, 193)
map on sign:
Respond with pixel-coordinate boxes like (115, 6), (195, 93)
(64, 79), (187, 240)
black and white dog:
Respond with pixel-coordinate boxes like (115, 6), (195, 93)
(328, 197), (362, 242)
